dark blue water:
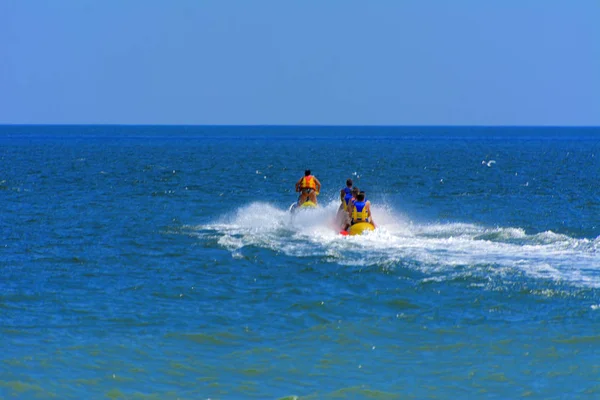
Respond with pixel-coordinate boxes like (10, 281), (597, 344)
(1, 125), (600, 399)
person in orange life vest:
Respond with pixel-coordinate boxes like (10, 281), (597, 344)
(349, 191), (375, 227)
(295, 170), (321, 205)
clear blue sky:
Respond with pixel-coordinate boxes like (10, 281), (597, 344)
(1, 1), (599, 126)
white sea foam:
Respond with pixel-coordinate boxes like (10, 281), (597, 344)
(194, 200), (600, 288)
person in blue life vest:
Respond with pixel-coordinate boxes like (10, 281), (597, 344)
(349, 191), (376, 228)
(339, 178), (353, 208)
(295, 170), (322, 205)
(340, 187), (360, 230)
(337, 179), (354, 223)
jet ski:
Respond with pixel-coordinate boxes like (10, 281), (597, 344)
(289, 200), (318, 213)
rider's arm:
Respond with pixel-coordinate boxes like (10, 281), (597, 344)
(367, 201), (376, 227)
(314, 177), (322, 193)
(295, 177), (302, 192)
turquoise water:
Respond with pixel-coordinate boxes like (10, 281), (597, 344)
(1, 125), (600, 399)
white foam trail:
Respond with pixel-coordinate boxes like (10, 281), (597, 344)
(192, 200), (600, 288)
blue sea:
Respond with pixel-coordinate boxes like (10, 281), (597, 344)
(2, 125), (600, 399)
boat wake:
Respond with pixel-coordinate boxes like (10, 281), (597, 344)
(188, 201), (600, 289)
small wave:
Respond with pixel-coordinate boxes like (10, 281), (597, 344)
(190, 201), (600, 289)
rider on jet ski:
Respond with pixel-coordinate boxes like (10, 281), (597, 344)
(295, 170), (321, 205)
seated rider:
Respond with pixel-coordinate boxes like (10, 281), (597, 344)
(295, 170), (321, 205)
(350, 191), (375, 227)
(341, 187), (360, 230)
(346, 186), (360, 211)
(339, 179), (353, 209)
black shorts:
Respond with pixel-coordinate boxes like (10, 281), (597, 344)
(301, 188), (314, 194)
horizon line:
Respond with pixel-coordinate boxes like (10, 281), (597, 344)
(1, 123), (599, 129)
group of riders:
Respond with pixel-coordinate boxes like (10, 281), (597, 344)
(295, 170), (375, 230)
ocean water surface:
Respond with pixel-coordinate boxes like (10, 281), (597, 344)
(1, 125), (600, 399)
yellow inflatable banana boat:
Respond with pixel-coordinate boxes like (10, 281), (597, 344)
(347, 222), (375, 236)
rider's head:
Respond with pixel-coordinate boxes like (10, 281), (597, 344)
(305, 170), (311, 176)
(356, 192), (365, 201)
(346, 178), (353, 187)
(352, 187), (360, 196)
